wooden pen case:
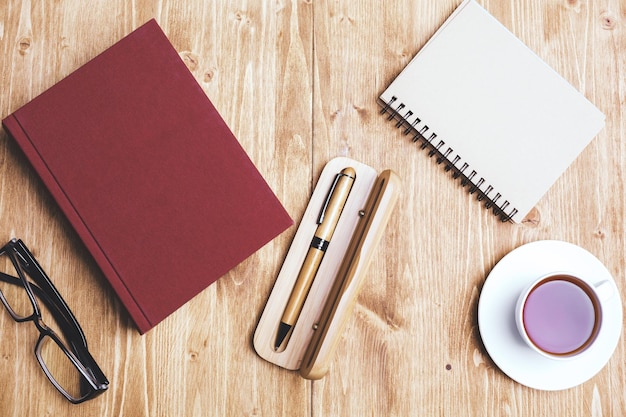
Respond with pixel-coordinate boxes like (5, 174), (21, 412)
(253, 157), (401, 379)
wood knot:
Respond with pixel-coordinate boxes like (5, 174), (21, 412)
(520, 206), (541, 227)
(187, 350), (199, 361)
(17, 37), (31, 55)
(397, 48), (411, 60)
(180, 51), (199, 71)
(352, 104), (370, 122)
(203, 67), (217, 83)
(594, 229), (606, 240)
(329, 109), (341, 121)
(599, 12), (617, 30)
(338, 15), (355, 25)
(59, 36), (70, 49)
(564, 0), (581, 11)
(233, 10), (252, 25)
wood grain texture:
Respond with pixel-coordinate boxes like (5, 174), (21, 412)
(0, 0), (624, 415)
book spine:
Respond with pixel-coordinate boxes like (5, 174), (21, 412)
(379, 96), (518, 222)
(2, 114), (152, 333)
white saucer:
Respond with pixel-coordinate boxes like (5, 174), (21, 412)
(478, 240), (622, 391)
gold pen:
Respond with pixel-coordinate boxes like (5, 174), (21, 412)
(274, 167), (356, 350)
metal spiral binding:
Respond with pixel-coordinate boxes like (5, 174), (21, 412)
(380, 96), (518, 222)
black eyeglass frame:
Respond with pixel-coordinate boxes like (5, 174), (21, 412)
(0, 238), (108, 404)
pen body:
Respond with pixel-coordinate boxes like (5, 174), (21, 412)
(278, 167), (356, 337)
(281, 247), (325, 325)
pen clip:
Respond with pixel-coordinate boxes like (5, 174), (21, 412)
(317, 173), (343, 224)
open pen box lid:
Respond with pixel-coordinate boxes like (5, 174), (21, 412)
(254, 157), (401, 379)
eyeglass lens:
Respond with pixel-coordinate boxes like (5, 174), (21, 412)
(0, 254), (35, 319)
(38, 334), (86, 400)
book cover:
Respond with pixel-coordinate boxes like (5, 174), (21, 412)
(2, 19), (293, 333)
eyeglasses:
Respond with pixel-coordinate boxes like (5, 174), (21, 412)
(0, 238), (108, 404)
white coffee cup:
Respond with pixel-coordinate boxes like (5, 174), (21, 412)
(515, 272), (614, 360)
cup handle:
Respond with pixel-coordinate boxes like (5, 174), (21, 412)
(594, 280), (614, 302)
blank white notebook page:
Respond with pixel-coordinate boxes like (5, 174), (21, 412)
(379, 0), (605, 223)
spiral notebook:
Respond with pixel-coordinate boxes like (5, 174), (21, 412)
(379, 0), (605, 223)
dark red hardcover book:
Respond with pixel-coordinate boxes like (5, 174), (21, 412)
(2, 20), (293, 334)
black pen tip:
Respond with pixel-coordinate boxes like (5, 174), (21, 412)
(274, 322), (292, 350)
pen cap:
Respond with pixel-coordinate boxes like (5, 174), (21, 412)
(315, 167), (356, 240)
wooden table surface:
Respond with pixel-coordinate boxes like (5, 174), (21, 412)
(1, 0), (624, 415)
